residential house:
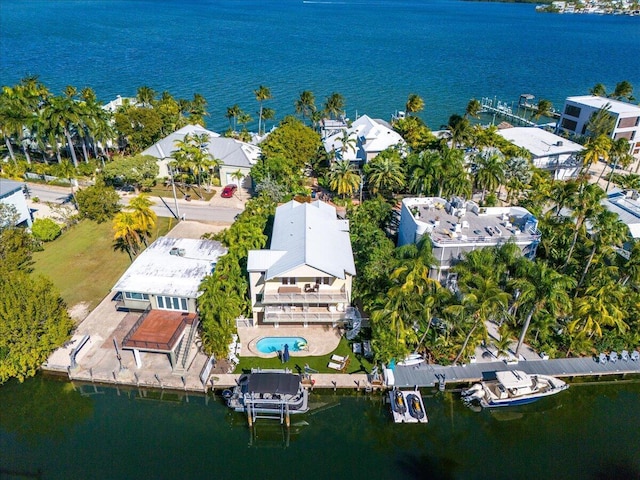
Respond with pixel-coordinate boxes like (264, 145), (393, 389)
(498, 127), (584, 180)
(322, 114), (405, 165)
(398, 197), (541, 282)
(247, 200), (356, 327)
(0, 179), (32, 227)
(602, 189), (640, 258)
(113, 236), (227, 369)
(141, 124), (261, 189)
(555, 95), (640, 156)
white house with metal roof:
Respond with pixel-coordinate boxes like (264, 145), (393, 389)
(141, 124), (261, 189)
(0, 179), (32, 227)
(114, 236), (227, 312)
(555, 95), (640, 156)
(498, 127), (584, 180)
(323, 114), (405, 164)
(247, 200), (356, 327)
(602, 189), (640, 240)
(398, 197), (541, 281)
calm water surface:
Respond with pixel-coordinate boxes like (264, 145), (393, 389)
(1, 0), (639, 131)
(1, 376), (639, 479)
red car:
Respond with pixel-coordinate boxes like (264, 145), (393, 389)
(221, 184), (237, 198)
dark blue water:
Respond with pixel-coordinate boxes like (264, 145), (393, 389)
(1, 377), (639, 479)
(1, 0), (639, 131)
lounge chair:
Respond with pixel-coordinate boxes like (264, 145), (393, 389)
(621, 350), (629, 361)
(328, 361), (343, 370)
(631, 350), (640, 362)
(598, 352), (607, 364)
(331, 354), (346, 363)
(609, 351), (618, 363)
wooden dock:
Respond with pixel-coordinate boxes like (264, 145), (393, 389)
(480, 97), (537, 127)
(393, 356), (640, 389)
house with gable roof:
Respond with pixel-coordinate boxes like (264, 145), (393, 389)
(247, 200), (356, 327)
(322, 114), (405, 165)
(0, 179), (32, 227)
(141, 124), (261, 189)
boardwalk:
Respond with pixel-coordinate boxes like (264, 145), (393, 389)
(393, 356), (640, 389)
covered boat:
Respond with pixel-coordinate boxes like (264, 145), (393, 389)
(226, 369), (309, 419)
(397, 353), (425, 367)
(462, 370), (568, 408)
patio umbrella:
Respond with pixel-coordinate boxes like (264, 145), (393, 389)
(283, 343), (290, 363)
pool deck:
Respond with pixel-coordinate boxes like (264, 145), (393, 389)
(240, 324), (342, 357)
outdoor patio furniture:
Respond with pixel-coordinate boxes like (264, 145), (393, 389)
(331, 354), (346, 363)
(598, 352), (607, 364)
(621, 350), (629, 361)
(609, 351), (618, 363)
(631, 350), (639, 361)
(328, 361), (343, 370)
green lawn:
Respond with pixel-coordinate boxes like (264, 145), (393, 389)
(144, 184), (217, 202)
(32, 217), (172, 311)
(234, 337), (373, 374)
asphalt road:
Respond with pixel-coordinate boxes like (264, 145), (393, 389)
(26, 182), (243, 223)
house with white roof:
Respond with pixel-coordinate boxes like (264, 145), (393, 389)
(555, 95), (640, 156)
(141, 124), (261, 189)
(498, 127), (584, 180)
(602, 189), (640, 242)
(322, 114), (405, 165)
(247, 200), (356, 327)
(0, 179), (32, 227)
(398, 197), (541, 281)
(113, 236), (226, 369)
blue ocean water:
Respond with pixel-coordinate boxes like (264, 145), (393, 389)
(1, 0), (639, 131)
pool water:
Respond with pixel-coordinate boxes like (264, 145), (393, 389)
(255, 337), (307, 354)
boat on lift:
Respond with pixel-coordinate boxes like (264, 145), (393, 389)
(396, 353), (425, 367)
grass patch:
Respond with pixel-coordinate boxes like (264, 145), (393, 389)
(234, 337), (374, 374)
(32, 217), (172, 311)
(143, 184), (218, 202)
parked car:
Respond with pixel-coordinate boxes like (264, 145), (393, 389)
(221, 184), (237, 198)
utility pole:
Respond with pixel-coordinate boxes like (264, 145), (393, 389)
(168, 164), (181, 220)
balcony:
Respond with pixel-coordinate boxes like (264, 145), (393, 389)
(262, 285), (349, 304)
(263, 305), (349, 323)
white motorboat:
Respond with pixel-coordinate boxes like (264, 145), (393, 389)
(397, 353), (425, 367)
(461, 370), (568, 408)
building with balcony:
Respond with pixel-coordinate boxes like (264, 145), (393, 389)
(398, 197), (541, 281)
(247, 200), (356, 327)
(113, 236), (227, 369)
(498, 127), (583, 180)
(555, 95), (640, 156)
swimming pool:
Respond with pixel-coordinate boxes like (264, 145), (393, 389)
(255, 337), (308, 354)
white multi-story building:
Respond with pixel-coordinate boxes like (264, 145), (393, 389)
(247, 200), (356, 327)
(555, 95), (640, 156)
(498, 127), (584, 180)
(398, 197), (541, 281)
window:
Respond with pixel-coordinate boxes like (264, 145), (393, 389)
(315, 277), (331, 285)
(561, 118), (578, 132)
(281, 277), (296, 285)
(564, 105), (581, 118)
(618, 116), (639, 129)
(124, 292), (149, 301)
(156, 295), (188, 311)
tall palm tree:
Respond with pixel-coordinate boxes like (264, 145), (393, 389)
(127, 194), (157, 240)
(604, 138), (632, 189)
(334, 129), (357, 161)
(364, 149), (405, 197)
(225, 104), (241, 132)
(510, 261), (575, 355)
(329, 160), (361, 198)
(294, 90), (316, 124)
(136, 86), (156, 107)
(611, 80), (634, 102)
(254, 85), (272, 135)
(563, 182), (605, 270)
(445, 114), (471, 149)
(324, 92), (345, 120)
(39, 91), (82, 167)
(405, 94), (425, 116)
(189, 93), (208, 126)
(581, 134), (611, 175)
(569, 283), (628, 338)
(473, 148), (505, 202)
(113, 211), (143, 260)
(259, 107), (275, 134)
(589, 83), (607, 97)
(464, 98), (482, 119)
(407, 150), (444, 196)
(586, 104), (615, 138)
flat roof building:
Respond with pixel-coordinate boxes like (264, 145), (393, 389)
(398, 197), (541, 281)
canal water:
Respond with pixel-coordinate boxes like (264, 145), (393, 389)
(1, 376), (638, 479)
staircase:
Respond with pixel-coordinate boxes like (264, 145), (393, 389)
(172, 318), (200, 374)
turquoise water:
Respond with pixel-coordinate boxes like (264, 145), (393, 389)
(1, 376), (639, 479)
(1, 0), (639, 131)
(256, 336), (308, 353)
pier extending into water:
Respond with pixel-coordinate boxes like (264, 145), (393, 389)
(393, 355), (640, 389)
(480, 96), (538, 127)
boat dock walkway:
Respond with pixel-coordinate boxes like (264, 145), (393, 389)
(393, 356), (640, 389)
(480, 97), (538, 127)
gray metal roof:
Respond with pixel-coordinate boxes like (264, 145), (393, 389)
(141, 124), (261, 169)
(0, 179), (24, 199)
(603, 190), (640, 238)
(113, 236), (227, 298)
(247, 200), (356, 280)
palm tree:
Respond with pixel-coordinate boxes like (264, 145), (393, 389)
(581, 134), (611, 175)
(39, 92), (82, 167)
(604, 138), (632, 190)
(405, 94), (425, 116)
(254, 85), (272, 135)
(510, 261), (575, 355)
(563, 182), (605, 270)
(294, 90), (316, 124)
(534, 99), (553, 120)
(473, 148), (505, 202)
(189, 93), (208, 126)
(259, 107), (275, 134)
(407, 150), (444, 196)
(329, 160), (361, 198)
(363, 149), (405, 197)
(324, 92), (345, 120)
(586, 104), (615, 138)
(127, 194), (157, 241)
(113, 211), (143, 260)
(334, 129), (357, 162)
(136, 86), (156, 107)
(611, 80), (634, 102)
(225, 104), (241, 132)
(569, 284), (628, 338)
(445, 114), (471, 149)
(464, 98), (482, 119)
(589, 83), (607, 97)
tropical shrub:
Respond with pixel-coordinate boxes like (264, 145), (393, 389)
(31, 218), (62, 242)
